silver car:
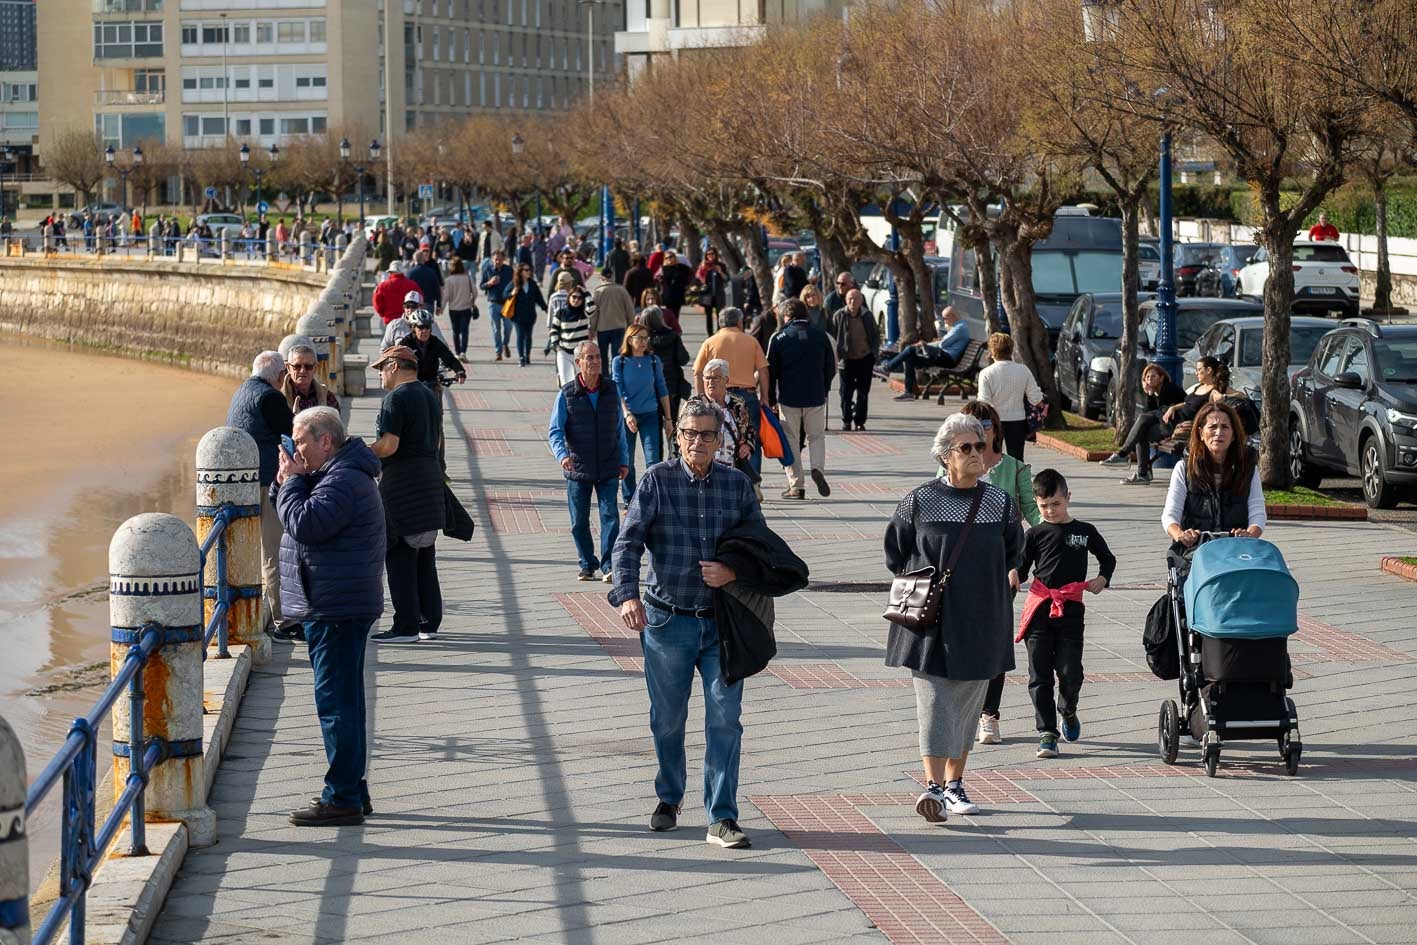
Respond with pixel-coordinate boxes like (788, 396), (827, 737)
(1183, 315), (1336, 403)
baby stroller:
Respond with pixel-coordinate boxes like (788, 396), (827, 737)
(1155, 535), (1303, 776)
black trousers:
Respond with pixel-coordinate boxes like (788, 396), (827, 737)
(1120, 410), (1170, 476)
(1002, 419), (1029, 461)
(449, 308), (474, 355)
(981, 672), (1006, 719)
(386, 538), (443, 635)
(838, 357), (873, 427)
(1024, 608), (1085, 735)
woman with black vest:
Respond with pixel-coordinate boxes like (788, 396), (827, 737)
(1162, 400), (1266, 551)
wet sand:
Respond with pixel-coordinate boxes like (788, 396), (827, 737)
(0, 336), (236, 885)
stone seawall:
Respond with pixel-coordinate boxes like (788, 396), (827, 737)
(0, 257), (328, 379)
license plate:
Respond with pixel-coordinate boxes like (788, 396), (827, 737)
(1308, 287), (1337, 294)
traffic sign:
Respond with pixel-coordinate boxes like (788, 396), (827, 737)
(204, 186), (218, 199)
(419, 184), (435, 200)
(256, 200), (269, 214)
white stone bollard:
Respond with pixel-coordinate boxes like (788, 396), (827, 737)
(0, 716), (29, 945)
(176, 242), (187, 264)
(219, 230), (230, 261)
(109, 513), (216, 848)
(298, 231), (313, 266)
(266, 233), (277, 263)
(195, 428), (267, 665)
(148, 222), (160, 258)
(296, 310), (336, 390)
(278, 333), (316, 361)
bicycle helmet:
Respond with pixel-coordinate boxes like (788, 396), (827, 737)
(406, 308), (433, 327)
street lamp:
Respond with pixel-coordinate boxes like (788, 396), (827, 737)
(356, 139), (379, 227)
(239, 141), (278, 216)
(104, 144), (141, 213)
(511, 132), (542, 232)
(336, 137), (352, 226)
(0, 147), (12, 221)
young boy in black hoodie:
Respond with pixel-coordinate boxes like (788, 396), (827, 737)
(1008, 469), (1116, 759)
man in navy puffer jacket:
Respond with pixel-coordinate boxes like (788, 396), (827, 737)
(272, 406), (385, 827)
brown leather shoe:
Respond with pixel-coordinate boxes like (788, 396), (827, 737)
(780, 487), (805, 499)
(289, 802), (364, 826)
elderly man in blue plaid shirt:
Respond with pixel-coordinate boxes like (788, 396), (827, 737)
(608, 397), (765, 849)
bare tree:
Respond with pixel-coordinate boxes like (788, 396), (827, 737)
(44, 127), (106, 208)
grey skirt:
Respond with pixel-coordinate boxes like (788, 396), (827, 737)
(912, 673), (989, 758)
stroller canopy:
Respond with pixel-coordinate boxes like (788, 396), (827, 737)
(1184, 537), (1299, 639)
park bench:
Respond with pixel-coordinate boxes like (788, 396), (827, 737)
(916, 339), (989, 404)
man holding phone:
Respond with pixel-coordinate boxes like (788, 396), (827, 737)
(226, 351), (296, 640)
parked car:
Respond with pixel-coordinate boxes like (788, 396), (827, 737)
(861, 256), (950, 340)
(1055, 291), (1155, 419)
(1236, 240), (1360, 317)
(194, 212), (244, 239)
(1214, 243), (1258, 297)
(84, 201), (129, 219)
(362, 214), (400, 239)
(1289, 321), (1417, 507)
(1138, 242), (1161, 291)
(1174, 242), (1226, 297)
(766, 238), (802, 270)
(1182, 315), (1335, 406)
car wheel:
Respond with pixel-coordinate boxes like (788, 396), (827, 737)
(1361, 435), (1398, 509)
(1080, 373), (1101, 421)
(1288, 419), (1322, 488)
(1105, 384), (1118, 429)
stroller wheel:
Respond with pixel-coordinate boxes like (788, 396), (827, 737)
(1281, 731), (1302, 776)
(1204, 746), (1220, 778)
(1158, 700), (1180, 764)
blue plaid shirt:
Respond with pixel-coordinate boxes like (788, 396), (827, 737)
(608, 457), (764, 611)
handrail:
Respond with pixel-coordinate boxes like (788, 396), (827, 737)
(200, 506), (233, 659)
(25, 624), (167, 945)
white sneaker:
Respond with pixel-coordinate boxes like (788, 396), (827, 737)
(942, 782), (980, 815)
(977, 715), (1002, 744)
(915, 784), (947, 824)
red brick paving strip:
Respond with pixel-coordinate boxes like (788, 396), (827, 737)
(449, 390), (490, 410)
(463, 428), (515, 456)
(554, 592), (645, 672)
(1268, 502), (1367, 521)
(1293, 614), (1413, 662)
(750, 794), (1012, 945)
(834, 432), (904, 456)
(484, 489), (561, 535)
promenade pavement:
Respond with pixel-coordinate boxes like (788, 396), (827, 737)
(150, 306), (1417, 945)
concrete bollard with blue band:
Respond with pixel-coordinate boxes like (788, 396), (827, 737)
(0, 716), (29, 945)
(297, 308), (338, 392)
(196, 427), (267, 665)
(278, 333), (316, 363)
(109, 514), (216, 848)
(316, 284), (347, 378)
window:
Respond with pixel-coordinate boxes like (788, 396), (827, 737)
(256, 22), (273, 43)
(433, 27), (440, 60)
(1341, 341), (1371, 385)
(134, 70), (163, 94)
(96, 19), (162, 58)
(277, 21), (306, 43)
(259, 117), (275, 135)
(309, 19), (326, 43)
(311, 115), (327, 133)
(181, 24), (197, 43)
(1316, 337), (1347, 379)
(235, 77), (250, 89)
(200, 116), (225, 135)
(279, 117), (309, 134)
(258, 76), (274, 89)
(182, 76), (197, 90)
(182, 114), (199, 136)
(201, 25), (228, 44)
(235, 118), (251, 135)
(464, 29), (471, 62)
(312, 76), (326, 87)
(232, 24), (250, 44)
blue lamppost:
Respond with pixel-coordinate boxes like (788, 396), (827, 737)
(885, 226), (901, 347)
(1153, 128), (1181, 383)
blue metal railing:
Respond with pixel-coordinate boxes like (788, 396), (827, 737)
(22, 505), (236, 945)
(5, 234), (341, 262)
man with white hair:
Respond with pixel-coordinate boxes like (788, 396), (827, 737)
(273, 405), (385, 826)
(226, 351), (296, 638)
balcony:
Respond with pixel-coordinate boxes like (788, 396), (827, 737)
(93, 0), (163, 12)
(95, 89), (165, 105)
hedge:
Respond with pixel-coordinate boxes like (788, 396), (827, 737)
(1230, 184), (1417, 239)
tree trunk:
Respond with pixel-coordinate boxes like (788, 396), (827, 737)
(735, 222), (773, 315)
(906, 249), (937, 342)
(1114, 199), (1144, 443)
(967, 231), (1002, 336)
(709, 222), (745, 273)
(680, 216), (703, 268)
(893, 218), (929, 345)
(1374, 182), (1392, 314)
(1259, 225), (1297, 488)
(997, 231), (1063, 423)
(816, 230), (852, 289)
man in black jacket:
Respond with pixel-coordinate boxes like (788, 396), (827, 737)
(767, 299), (836, 500)
(370, 346), (447, 642)
(407, 249), (444, 314)
(226, 351), (295, 638)
(395, 308), (465, 389)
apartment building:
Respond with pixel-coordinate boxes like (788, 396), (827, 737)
(37, 0), (618, 156)
(617, 0), (844, 81)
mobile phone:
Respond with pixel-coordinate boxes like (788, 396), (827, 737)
(280, 434), (296, 458)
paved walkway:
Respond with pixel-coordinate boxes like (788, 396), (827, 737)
(150, 307), (1417, 945)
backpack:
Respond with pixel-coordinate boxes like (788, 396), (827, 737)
(1143, 592), (1179, 680)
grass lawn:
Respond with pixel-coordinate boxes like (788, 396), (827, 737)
(1395, 556), (1417, 567)
(1262, 485), (1354, 508)
(1041, 412), (1117, 453)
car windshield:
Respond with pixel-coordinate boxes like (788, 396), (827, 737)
(1137, 244), (1159, 261)
(1091, 305), (1123, 339)
(1238, 326), (1330, 367)
(1032, 250), (1123, 297)
(931, 267), (950, 306)
(1231, 244), (1258, 266)
(1293, 244), (1351, 263)
(1178, 245), (1220, 265)
(1173, 309), (1234, 349)
(1375, 338), (1417, 382)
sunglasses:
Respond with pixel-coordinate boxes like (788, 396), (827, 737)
(951, 441), (988, 455)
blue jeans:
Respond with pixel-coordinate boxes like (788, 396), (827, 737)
(567, 477), (620, 573)
(490, 303), (508, 351)
(884, 345), (954, 390)
(597, 328), (625, 367)
(731, 387), (763, 478)
(303, 618), (374, 810)
(622, 411), (663, 501)
(512, 316), (535, 363)
(640, 605), (744, 823)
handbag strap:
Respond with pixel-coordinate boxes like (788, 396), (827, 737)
(941, 485), (985, 581)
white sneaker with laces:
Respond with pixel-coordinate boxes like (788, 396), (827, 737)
(915, 784), (948, 824)
(977, 715), (1002, 744)
(943, 782), (980, 815)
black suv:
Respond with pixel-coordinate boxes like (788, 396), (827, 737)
(1289, 321), (1417, 508)
(1054, 291), (1154, 419)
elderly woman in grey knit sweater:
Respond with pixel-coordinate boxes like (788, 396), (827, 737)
(884, 412), (1023, 824)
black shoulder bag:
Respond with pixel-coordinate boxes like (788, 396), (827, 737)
(883, 484), (984, 632)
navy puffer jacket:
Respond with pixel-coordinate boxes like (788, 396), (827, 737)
(273, 438), (386, 623)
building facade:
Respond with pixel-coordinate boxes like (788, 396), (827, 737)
(616, 0), (844, 81)
(37, 0), (618, 156)
(0, 0), (35, 71)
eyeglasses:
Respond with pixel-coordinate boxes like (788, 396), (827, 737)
(290, 363), (316, 372)
(951, 441), (988, 455)
(678, 428), (720, 442)
(836, 279), (850, 285)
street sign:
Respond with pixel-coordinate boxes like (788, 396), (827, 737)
(419, 184), (435, 200)
(256, 200), (269, 214)
(204, 186), (217, 200)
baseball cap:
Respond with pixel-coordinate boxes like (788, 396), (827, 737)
(402, 289), (424, 306)
(370, 346), (419, 370)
